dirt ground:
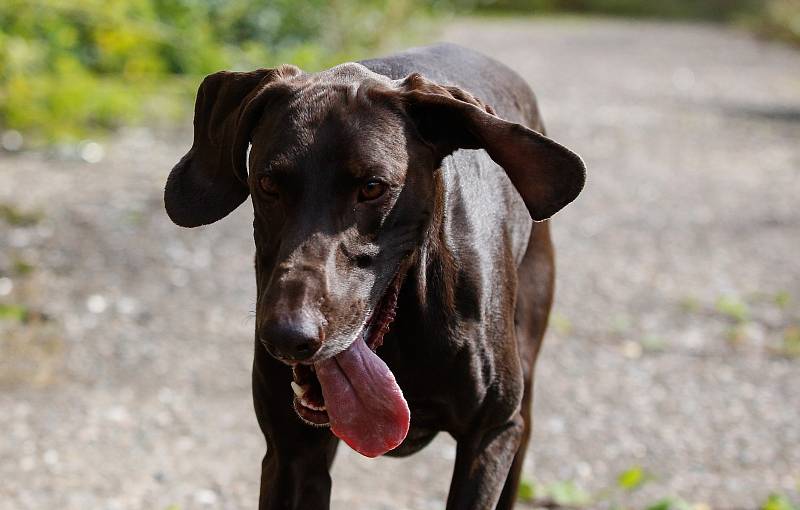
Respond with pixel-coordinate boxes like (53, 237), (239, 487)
(1, 17), (799, 510)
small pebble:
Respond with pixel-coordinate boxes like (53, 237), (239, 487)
(193, 489), (218, 506)
(86, 294), (108, 314)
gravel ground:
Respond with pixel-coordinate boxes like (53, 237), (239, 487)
(1, 17), (799, 510)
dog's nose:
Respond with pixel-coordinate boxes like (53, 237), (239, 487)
(260, 313), (323, 362)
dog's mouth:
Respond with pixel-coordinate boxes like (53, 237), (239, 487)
(289, 263), (410, 457)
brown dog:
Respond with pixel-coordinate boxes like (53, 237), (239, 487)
(165, 43), (585, 509)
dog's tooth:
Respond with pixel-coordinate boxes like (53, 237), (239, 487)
(298, 397), (326, 412)
(290, 381), (307, 397)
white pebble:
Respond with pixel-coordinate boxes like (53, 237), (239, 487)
(0, 277), (13, 296)
(80, 141), (105, 163)
(193, 489), (218, 505)
(1, 130), (23, 151)
(42, 449), (59, 466)
(105, 406), (130, 423)
(86, 294), (108, 314)
(621, 340), (643, 359)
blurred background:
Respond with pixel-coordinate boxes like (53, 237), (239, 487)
(1, 1), (798, 509)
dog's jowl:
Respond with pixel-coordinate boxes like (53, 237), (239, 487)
(165, 43), (585, 510)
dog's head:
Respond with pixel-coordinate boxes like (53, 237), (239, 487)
(165, 63), (585, 366)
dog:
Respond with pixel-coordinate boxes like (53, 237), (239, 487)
(164, 43), (585, 510)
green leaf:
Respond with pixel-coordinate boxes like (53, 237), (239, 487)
(715, 295), (750, 323)
(548, 481), (591, 506)
(0, 303), (28, 322)
(761, 493), (799, 510)
(641, 335), (667, 353)
(645, 498), (693, 510)
(13, 258), (34, 276)
(0, 204), (42, 226)
(617, 466), (649, 491)
(678, 296), (701, 313)
(646, 498), (674, 510)
(774, 291), (792, 309)
(517, 479), (537, 502)
(781, 326), (800, 358)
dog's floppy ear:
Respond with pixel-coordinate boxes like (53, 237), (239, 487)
(165, 66), (301, 227)
(391, 73), (585, 221)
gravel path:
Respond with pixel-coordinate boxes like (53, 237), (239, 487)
(1, 17), (799, 510)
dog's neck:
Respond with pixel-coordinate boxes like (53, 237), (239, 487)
(406, 167), (459, 324)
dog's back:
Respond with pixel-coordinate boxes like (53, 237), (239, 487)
(360, 43), (542, 128)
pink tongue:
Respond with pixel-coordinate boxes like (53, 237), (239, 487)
(314, 337), (410, 457)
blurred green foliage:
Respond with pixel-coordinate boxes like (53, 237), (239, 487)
(1, 0), (798, 144)
(750, 0), (800, 46)
(644, 498), (694, 510)
(0, 203), (43, 226)
(762, 493), (800, 510)
(475, 0), (800, 45)
(0, 0), (435, 144)
(715, 295), (751, 324)
(0, 303), (28, 322)
(518, 470), (799, 510)
(517, 478), (537, 501)
(475, 0), (761, 19)
(617, 466), (650, 491)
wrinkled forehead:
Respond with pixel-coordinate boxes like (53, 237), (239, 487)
(248, 64), (407, 175)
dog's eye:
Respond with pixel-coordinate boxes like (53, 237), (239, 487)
(259, 175), (279, 197)
(359, 179), (388, 202)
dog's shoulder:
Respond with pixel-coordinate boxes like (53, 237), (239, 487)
(442, 150), (533, 272)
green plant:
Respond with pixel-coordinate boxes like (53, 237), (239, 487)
(678, 296), (701, 313)
(517, 467), (800, 510)
(617, 466), (650, 492)
(640, 335), (666, 353)
(548, 480), (592, 506)
(518, 479), (538, 502)
(471, 0), (763, 20)
(0, 303), (28, 322)
(746, 0), (800, 46)
(774, 291), (792, 309)
(715, 295), (750, 323)
(470, 0), (800, 46)
(12, 258), (35, 276)
(644, 498), (693, 510)
(779, 326), (800, 358)
(0, 203), (42, 226)
(0, 0), (439, 144)
(762, 493), (800, 510)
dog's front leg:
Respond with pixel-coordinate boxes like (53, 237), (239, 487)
(446, 415), (525, 510)
(253, 352), (339, 510)
(258, 436), (338, 510)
